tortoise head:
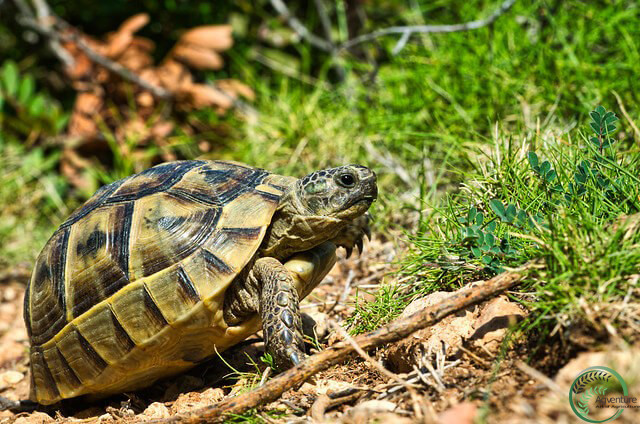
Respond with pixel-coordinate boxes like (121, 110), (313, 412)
(263, 165), (376, 259)
(295, 165), (377, 220)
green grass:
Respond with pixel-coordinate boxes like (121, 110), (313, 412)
(0, 140), (71, 268)
(2, 0), (639, 347)
(350, 105), (640, 339)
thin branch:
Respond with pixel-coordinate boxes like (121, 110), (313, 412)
(313, 0), (334, 44)
(338, 0), (517, 52)
(16, 4), (258, 116)
(151, 264), (531, 423)
(17, 14), (172, 99)
(13, 0), (74, 66)
(269, 0), (334, 52)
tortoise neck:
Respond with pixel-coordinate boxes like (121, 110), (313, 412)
(260, 192), (346, 261)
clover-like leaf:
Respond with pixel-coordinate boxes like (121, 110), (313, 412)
(484, 233), (495, 247)
(17, 75), (34, 104)
(506, 204), (517, 221)
(467, 207), (477, 223)
(486, 220), (497, 233)
(527, 151), (539, 169)
(545, 169), (557, 183)
(489, 199), (506, 219)
(540, 161), (551, 175)
(1, 61), (19, 97)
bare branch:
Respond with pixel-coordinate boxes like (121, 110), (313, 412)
(313, 0), (334, 44)
(16, 13), (172, 99)
(151, 264), (530, 423)
(13, 0), (74, 66)
(339, 0), (517, 53)
(269, 0), (334, 52)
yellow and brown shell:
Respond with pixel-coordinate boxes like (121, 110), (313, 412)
(23, 160), (292, 405)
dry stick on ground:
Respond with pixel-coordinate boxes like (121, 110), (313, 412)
(151, 264), (530, 423)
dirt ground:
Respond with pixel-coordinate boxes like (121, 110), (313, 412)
(0, 239), (638, 423)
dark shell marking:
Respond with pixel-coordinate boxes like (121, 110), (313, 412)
(24, 160), (285, 403)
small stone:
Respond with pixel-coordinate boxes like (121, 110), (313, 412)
(351, 399), (397, 413)
(470, 295), (527, 353)
(438, 402), (477, 424)
(0, 370), (23, 390)
(0, 370), (23, 385)
(13, 411), (55, 423)
(141, 402), (170, 420)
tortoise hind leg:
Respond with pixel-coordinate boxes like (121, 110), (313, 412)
(0, 396), (38, 413)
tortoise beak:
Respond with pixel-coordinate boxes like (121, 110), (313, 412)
(360, 168), (378, 203)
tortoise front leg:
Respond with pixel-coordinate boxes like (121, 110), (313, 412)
(253, 257), (306, 369)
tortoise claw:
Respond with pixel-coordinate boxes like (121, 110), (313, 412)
(364, 226), (372, 241)
(289, 351), (303, 366)
(345, 247), (353, 259)
(356, 238), (364, 255)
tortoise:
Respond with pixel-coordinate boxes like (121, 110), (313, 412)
(22, 160), (377, 405)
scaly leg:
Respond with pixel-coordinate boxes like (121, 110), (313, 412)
(254, 257), (306, 369)
(224, 243), (337, 370)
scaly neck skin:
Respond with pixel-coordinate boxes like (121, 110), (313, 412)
(260, 190), (347, 261)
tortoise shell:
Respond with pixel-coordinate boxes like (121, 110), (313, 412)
(24, 160), (293, 405)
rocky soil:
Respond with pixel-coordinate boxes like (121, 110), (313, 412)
(0, 239), (638, 423)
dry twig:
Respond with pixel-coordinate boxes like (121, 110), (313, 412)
(14, 0), (256, 117)
(269, 0), (333, 52)
(151, 264), (530, 423)
(269, 0), (516, 56)
(339, 0), (517, 52)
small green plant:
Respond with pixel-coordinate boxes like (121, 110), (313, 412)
(0, 60), (68, 143)
(589, 105), (618, 155)
(527, 152), (562, 195)
(259, 353), (275, 370)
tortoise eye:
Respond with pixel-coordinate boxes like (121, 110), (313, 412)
(338, 173), (356, 188)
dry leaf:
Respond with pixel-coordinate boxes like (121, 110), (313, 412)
(216, 79), (255, 101)
(117, 45), (153, 71)
(171, 43), (224, 70)
(119, 13), (150, 35)
(180, 83), (233, 110)
(156, 59), (192, 91)
(178, 25), (233, 51)
(106, 14), (149, 58)
(68, 91), (103, 138)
